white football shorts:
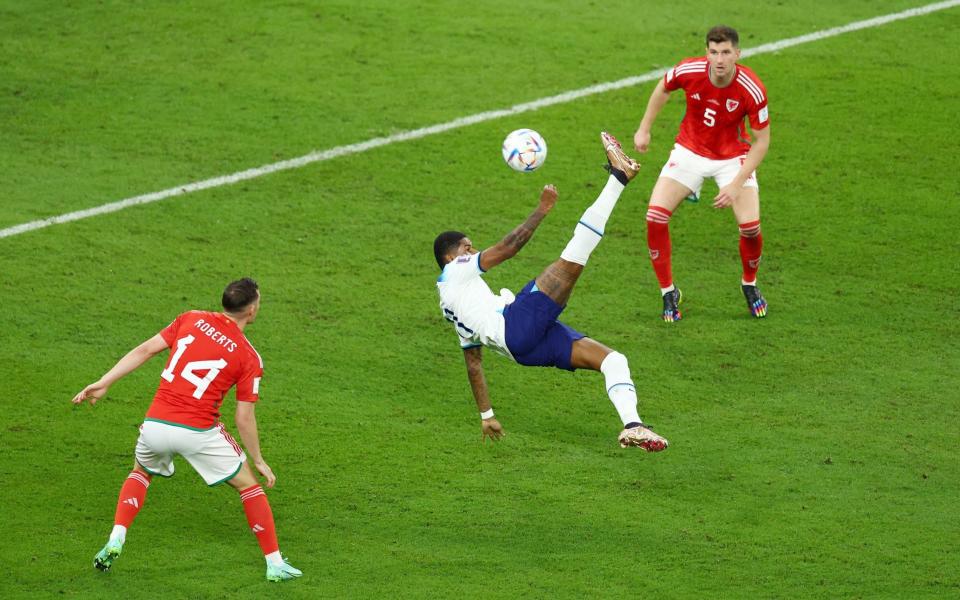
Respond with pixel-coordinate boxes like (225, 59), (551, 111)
(135, 419), (246, 486)
(659, 143), (758, 199)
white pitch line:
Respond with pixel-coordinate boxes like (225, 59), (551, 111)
(2, 0), (958, 241)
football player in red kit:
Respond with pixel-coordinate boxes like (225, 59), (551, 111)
(634, 25), (770, 322)
(72, 278), (302, 582)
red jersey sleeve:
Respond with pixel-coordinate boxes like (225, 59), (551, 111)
(663, 58), (706, 92)
(738, 66), (769, 131)
(235, 348), (263, 403)
(159, 313), (185, 347)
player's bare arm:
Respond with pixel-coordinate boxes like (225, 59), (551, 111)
(235, 400), (277, 488)
(463, 345), (505, 442)
(634, 79), (672, 153)
(714, 125), (770, 208)
(72, 334), (169, 405)
(478, 184), (558, 271)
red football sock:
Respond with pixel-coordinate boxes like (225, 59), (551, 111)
(239, 484), (279, 555)
(738, 220), (763, 284)
(114, 470), (151, 527)
(646, 206), (674, 288)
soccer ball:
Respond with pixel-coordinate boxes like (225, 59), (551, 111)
(502, 129), (547, 172)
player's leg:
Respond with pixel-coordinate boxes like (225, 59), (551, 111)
(95, 422), (173, 572)
(569, 338), (668, 452)
(223, 445), (302, 581)
(647, 176), (695, 322)
(731, 185), (767, 317)
(536, 132), (639, 306)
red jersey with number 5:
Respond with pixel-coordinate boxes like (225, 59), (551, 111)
(663, 58), (769, 160)
(145, 310), (263, 429)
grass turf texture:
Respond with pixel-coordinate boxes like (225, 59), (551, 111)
(1, 1), (959, 597)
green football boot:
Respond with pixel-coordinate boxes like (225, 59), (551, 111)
(93, 540), (123, 572)
(266, 558), (303, 582)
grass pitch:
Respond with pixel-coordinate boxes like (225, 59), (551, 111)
(1, 1), (958, 598)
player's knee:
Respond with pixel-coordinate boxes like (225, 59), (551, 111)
(600, 351), (629, 375)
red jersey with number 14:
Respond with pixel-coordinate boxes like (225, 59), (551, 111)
(145, 310), (263, 429)
(664, 58), (769, 160)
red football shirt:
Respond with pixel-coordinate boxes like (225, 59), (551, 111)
(663, 58), (769, 160)
(145, 310), (263, 429)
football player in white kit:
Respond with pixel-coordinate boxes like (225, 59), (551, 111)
(434, 133), (668, 451)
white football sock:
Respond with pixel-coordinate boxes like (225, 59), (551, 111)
(265, 550), (284, 566)
(109, 525), (127, 545)
(600, 352), (642, 426)
(560, 175), (626, 266)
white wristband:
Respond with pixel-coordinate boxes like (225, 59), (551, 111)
(480, 408), (495, 420)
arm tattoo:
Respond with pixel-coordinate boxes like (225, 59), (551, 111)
(503, 210), (545, 252)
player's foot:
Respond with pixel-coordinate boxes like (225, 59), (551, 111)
(601, 131), (640, 183)
(93, 540), (122, 572)
(618, 423), (669, 452)
(266, 557), (303, 582)
(662, 288), (683, 322)
(742, 284), (767, 318)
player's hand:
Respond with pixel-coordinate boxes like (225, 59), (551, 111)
(538, 185), (558, 213)
(72, 381), (109, 405)
(713, 183), (742, 208)
(253, 459), (277, 488)
(481, 417), (505, 443)
(634, 128), (651, 153)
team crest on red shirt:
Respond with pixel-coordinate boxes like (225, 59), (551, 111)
(726, 99), (740, 112)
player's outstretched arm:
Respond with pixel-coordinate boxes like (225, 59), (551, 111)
(478, 185), (558, 272)
(634, 79), (672, 153)
(463, 346), (504, 442)
(235, 401), (277, 488)
(71, 333), (169, 405)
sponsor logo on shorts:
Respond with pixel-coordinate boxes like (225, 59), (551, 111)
(726, 99), (740, 112)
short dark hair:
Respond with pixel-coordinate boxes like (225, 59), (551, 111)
(222, 278), (259, 312)
(434, 231), (466, 269)
(706, 25), (739, 47)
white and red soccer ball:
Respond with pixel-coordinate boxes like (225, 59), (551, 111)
(502, 129), (547, 172)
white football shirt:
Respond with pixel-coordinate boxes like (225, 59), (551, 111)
(436, 252), (513, 358)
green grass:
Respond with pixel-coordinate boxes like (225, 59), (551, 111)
(2, 1), (959, 598)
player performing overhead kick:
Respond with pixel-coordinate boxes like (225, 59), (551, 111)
(434, 132), (668, 451)
(634, 25), (770, 322)
(72, 278), (301, 582)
